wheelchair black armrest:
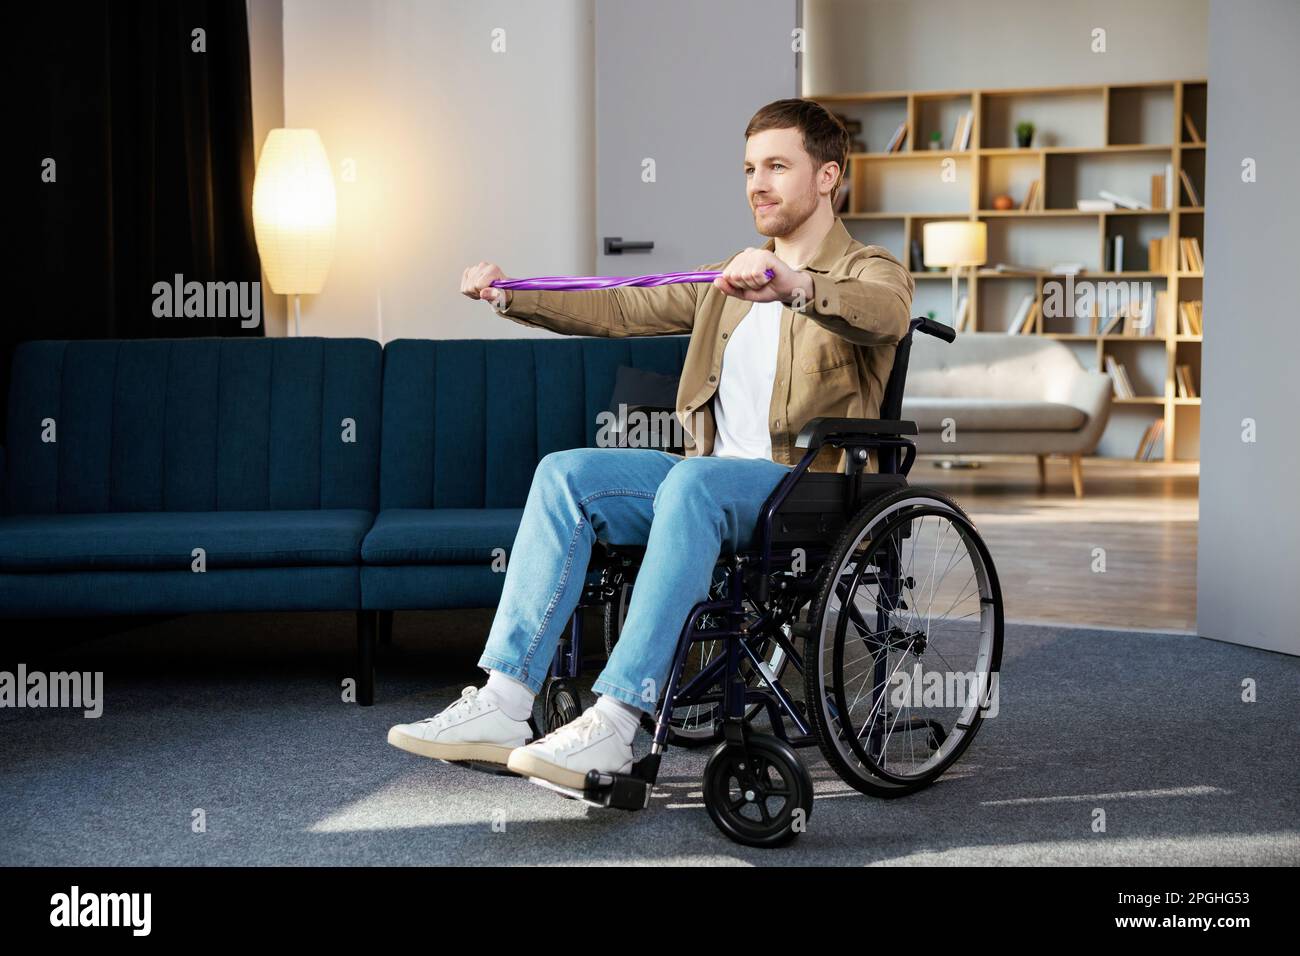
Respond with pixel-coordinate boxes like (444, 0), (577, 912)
(795, 416), (918, 450)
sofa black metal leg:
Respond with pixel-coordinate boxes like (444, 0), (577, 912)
(378, 610), (394, 647)
(356, 610), (377, 706)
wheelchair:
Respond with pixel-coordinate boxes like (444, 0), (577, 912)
(465, 317), (1004, 848)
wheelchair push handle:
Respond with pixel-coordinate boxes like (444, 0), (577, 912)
(911, 316), (956, 342)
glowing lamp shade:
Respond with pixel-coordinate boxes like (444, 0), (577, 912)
(252, 129), (337, 296)
(922, 221), (987, 269)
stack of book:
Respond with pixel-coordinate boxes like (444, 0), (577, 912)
(1136, 419), (1165, 460)
(1179, 168), (1201, 206)
(1177, 299), (1204, 335)
(1179, 238), (1204, 272)
(1176, 365), (1199, 398)
(1104, 355), (1137, 398)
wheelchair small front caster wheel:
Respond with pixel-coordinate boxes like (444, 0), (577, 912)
(703, 734), (813, 848)
(542, 678), (584, 734)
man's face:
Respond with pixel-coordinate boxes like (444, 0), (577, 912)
(744, 126), (834, 237)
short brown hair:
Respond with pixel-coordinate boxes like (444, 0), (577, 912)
(745, 98), (850, 205)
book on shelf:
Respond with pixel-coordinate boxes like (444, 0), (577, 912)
(1148, 235), (1177, 273)
(1024, 300), (1041, 334)
(1176, 364), (1199, 398)
(1107, 234), (1125, 272)
(1101, 312), (1125, 335)
(885, 122), (909, 153)
(1153, 290), (1171, 336)
(1136, 418), (1165, 461)
(1150, 173), (1166, 210)
(910, 238), (925, 272)
(949, 111), (974, 151)
(1165, 163), (1175, 209)
(1104, 355), (1136, 398)
(1020, 179), (1041, 211)
(1183, 112), (1203, 144)
(1177, 299), (1204, 335)
(1051, 262), (1085, 275)
(1179, 237), (1204, 272)
(1178, 167), (1201, 206)
(1006, 294), (1035, 335)
(992, 262), (1041, 274)
(1099, 189), (1150, 211)
(1124, 288), (1158, 336)
(1077, 198), (1116, 212)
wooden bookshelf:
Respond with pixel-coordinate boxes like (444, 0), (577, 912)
(816, 79), (1207, 462)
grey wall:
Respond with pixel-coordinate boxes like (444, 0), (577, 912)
(804, 0), (1207, 93)
(1197, 0), (1300, 656)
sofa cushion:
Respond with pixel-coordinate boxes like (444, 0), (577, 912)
(903, 397), (1088, 432)
(361, 508), (524, 565)
(0, 510), (374, 572)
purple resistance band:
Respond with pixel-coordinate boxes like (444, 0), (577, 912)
(491, 269), (774, 291)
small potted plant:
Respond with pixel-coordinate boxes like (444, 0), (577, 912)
(928, 131), (943, 150)
(1016, 121), (1035, 148)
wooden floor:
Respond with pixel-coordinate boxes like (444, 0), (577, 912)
(913, 454), (1199, 633)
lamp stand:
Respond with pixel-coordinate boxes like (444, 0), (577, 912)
(291, 294), (301, 337)
(951, 266), (961, 330)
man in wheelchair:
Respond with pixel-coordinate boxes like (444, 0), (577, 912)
(389, 99), (1001, 846)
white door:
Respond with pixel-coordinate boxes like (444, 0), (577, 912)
(595, 0), (802, 274)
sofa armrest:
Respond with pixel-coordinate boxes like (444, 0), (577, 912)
(1065, 370), (1114, 453)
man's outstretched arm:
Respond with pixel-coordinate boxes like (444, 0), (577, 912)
(462, 260), (718, 337)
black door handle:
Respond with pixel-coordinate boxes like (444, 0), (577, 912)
(604, 237), (655, 255)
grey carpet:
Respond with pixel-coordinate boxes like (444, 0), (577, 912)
(1, 610), (1297, 866)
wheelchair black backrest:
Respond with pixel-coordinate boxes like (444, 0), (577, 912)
(763, 317), (954, 550)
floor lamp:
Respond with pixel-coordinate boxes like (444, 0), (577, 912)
(922, 221), (987, 470)
(252, 128), (337, 336)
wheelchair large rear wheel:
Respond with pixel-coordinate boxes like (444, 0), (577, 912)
(804, 486), (1003, 798)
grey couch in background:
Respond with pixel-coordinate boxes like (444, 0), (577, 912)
(901, 332), (1112, 497)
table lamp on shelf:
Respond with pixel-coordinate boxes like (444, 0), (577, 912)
(922, 220), (987, 332)
(252, 128), (337, 336)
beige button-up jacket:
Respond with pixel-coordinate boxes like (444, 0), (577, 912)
(499, 217), (915, 473)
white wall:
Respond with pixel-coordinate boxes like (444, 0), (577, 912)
(1197, 0), (1300, 656)
(279, 0), (595, 341)
(804, 0), (1207, 93)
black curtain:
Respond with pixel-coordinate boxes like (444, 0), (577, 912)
(10, 0), (264, 417)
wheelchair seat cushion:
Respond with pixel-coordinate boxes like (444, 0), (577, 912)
(0, 509), (374, 572)
(361, 508), (524, 565)
(903, 397), (1088, 432)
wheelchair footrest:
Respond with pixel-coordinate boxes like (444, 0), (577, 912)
(528, 754), (661, 811)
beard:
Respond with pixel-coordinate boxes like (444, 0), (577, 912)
(753, 180), (818, 237)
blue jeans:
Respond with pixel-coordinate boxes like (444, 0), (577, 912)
(477, 448), (793, 714)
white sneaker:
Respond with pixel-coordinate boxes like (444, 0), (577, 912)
(387, 686), (532, 765)
(506, 708), (633, 789)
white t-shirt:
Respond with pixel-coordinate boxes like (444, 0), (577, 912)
(711, 299), (783, 460)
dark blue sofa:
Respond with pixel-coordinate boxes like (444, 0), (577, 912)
(1, 335), (689, 704)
